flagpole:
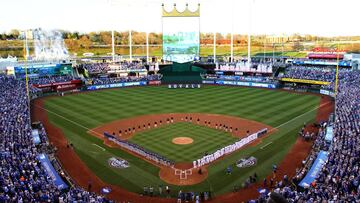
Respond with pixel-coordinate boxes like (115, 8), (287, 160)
(334, 43), (340, 96)
(24, 30), (30, 108)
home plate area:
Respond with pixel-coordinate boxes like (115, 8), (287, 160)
(175, 168), (192, 180)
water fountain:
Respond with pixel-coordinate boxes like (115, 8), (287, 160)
(33, 29), (69, 61)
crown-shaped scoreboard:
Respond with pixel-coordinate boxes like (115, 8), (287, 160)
(162, 3), (200, 17)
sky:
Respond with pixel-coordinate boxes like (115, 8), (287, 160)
(1, 0), (359, 36)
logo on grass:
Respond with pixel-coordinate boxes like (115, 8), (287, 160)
(108, 157), (129, 169)
(236, 156), (257, 168)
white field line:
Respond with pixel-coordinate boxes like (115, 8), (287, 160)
(92, 144), (106, 151)
(34, 104), (103, 137)
(260, 142), (272, 150)
(269, 101), (332, 132)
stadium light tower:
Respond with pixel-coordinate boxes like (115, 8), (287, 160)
(108, 0), (160, 62)
(281, 34), (284, 62)
(111, 30), (115, 62)
(129, 30), (132, 62)
(263, 36), (266, 62)
(335, 42), (340, 96)
(107, 0), (116, 62)
(247, 0), (254, 67)
(213, 32), (216, 63)
(146, 31), (149, 63)
(230, 0), (234, 63)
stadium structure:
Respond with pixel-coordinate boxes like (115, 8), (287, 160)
(0, 2), (359, 203)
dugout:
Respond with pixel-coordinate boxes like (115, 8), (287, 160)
(159, 62), (206, 84)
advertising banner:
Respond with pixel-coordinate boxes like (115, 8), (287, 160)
(38, 154), (68, 189)
(299, 151), (329, 187)
(32, 80), (82, 92)
(212, 80), (276, 89)
(202, 80), (215, 84)
(148, 80), (161, 85)
(320, 89), (335, 97)
(34, 80), (82, 88)
(325, 126), (333, 142)
(87, 81), (147, 90)
(31, 129), (41, 145)
(280, 78), (330, 85)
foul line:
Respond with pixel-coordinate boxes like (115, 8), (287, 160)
(92, 144), (106, 151)
(270, 101), (332, 132)
(260, 142), (272, 150)
(33, 104), (103, 137)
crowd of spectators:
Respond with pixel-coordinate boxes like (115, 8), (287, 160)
(281, 66), (336, 82)
(75, 63), (110, 74)
(29, 75), (76, 85)
(215, 62), (273, 73)
(2, 63), (359, 202)
(75, 62), (147, 75)
(119, 61), (145, 70)
(0, 75), (110, 202)
(254, 70), (360, 202)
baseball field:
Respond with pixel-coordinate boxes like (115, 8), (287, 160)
(39, 85), (321, 197)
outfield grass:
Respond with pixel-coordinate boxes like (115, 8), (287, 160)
(130, 122), (238, 162)
(43, 86), (320, 196)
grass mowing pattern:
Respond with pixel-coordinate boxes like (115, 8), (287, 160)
(130, 122), (238, 162)
(43, 86), (320, 196)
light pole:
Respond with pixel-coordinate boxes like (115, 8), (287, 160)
(129, 30), (132, 62)
(213, 32), (216, 63)
(146, 31), (149, 63)
(111, 30), (115, 62)
(263, 36), (266, 62)
(230, 0), (234, 63)
(247, 0), (253, 67)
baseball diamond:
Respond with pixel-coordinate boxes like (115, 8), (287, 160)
(2, 1), (360, 202)
(33, 85), (326, 197)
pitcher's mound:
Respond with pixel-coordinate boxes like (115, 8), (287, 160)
(172, 137), (193, 145)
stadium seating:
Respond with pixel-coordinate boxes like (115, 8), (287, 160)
(0, 75), (111, 202)
(29, 75), (76, 85)
(253, 70), (360, 202)
(1, 65), (359, 202)
(75, 63), (110, 74)
(280, 66), (335, 82)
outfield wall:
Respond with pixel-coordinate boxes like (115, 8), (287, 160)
(202, 80), (277, 89)
(86, 81), (147, 90)
(319, 89), (335, 97)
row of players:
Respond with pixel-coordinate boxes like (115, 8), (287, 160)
(111, 117), (242, 137)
